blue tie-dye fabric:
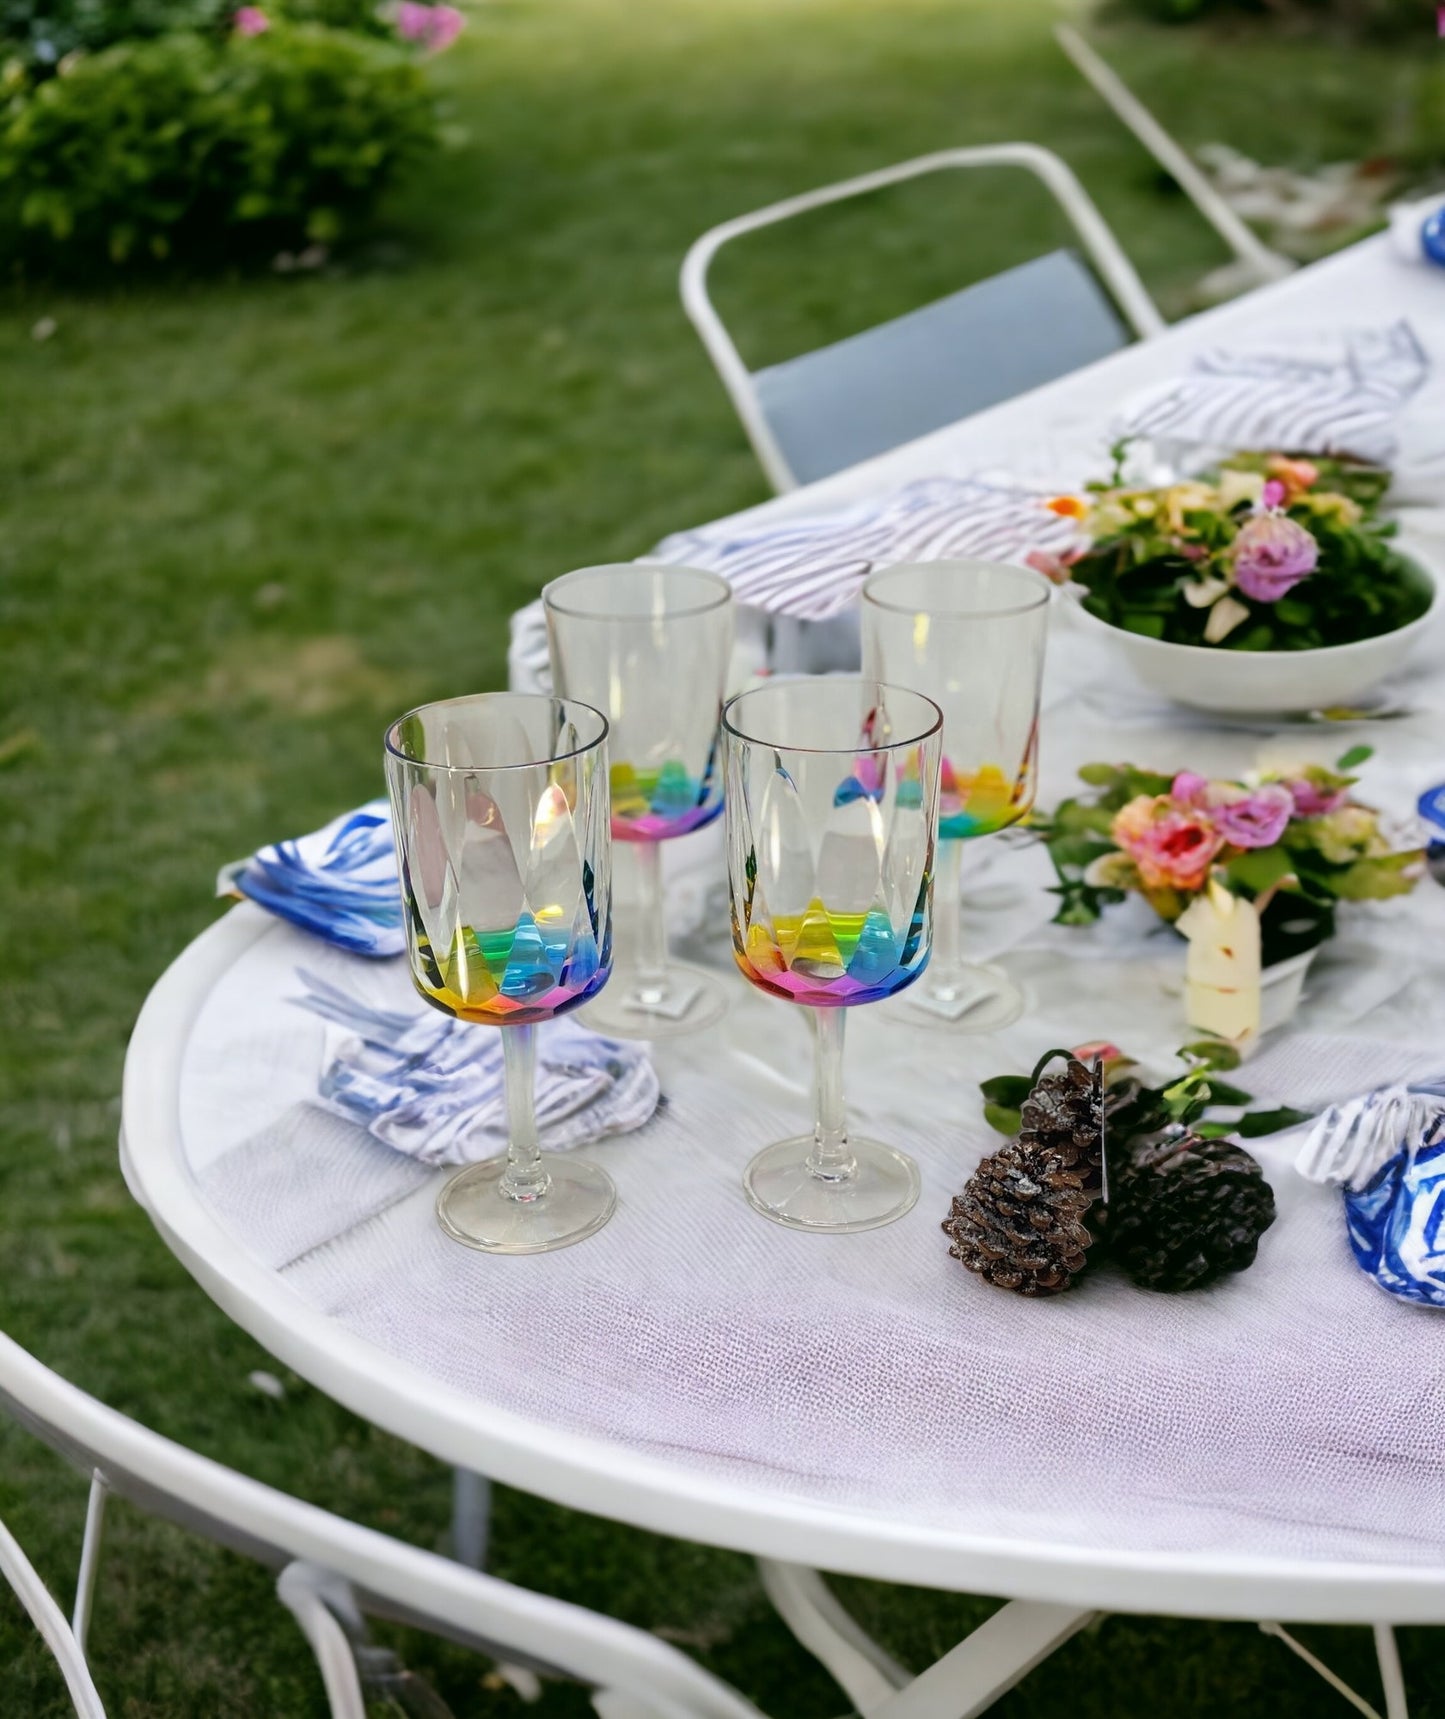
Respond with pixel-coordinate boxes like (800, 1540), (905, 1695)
(226, 800), (404, 957)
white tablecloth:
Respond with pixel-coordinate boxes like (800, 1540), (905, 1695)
(180, 237), (1445, 1576)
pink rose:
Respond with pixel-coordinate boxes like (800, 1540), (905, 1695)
(233, 5), (270, 32)
(1231, 512), (1319, 603)
(1286, 776), (1347, 819)
(1112, 795), (1224, 893)
(1170, 771), (1210, 808)
(1211, 783), (1293, 849)
(1024, 546), (1082, 584)
(396, 0), (464, 51)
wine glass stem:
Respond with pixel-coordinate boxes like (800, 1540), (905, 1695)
(808, 1007), (856, 1183)
(933, 836), (964, 983)
(633, 840), (669, 999)
(499, 1021), (550, 1204)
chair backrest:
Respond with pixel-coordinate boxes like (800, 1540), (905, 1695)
(0, 1333), (765, 1719)
(681, 144), (1165, 493)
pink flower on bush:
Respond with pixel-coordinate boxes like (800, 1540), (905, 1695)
(1231, 510), (1319, 603)
(233, 5), (270, 33)
(1286, 775), (1347, 819)
(396, 1), (464, 52)
(1211, 783), (1293, 850)
(1112, 794), (1224, 893)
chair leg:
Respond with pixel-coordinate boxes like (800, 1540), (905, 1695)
(756, 1559), (908, 1714)
(276, 1562), (367, 1719)
(0, 1516), (107, 1719)
(1258, 1621), (1387, 1719)
(72, 1471), (109, 1657)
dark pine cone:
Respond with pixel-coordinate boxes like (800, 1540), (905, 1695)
(1019, 1054), (1105, 1196)
(1110, 1132), (1276, 1293)
(942, 1139), (1097, 1297)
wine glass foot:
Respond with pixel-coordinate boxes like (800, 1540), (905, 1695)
(742, 1135), (920, 1233)
(577, 959), (728, 1040)
(890, 962), (1026, 1033)
(436, 1155), (616, 1254)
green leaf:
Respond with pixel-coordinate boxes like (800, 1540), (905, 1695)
(1332, 850), (1425, 901)
(982, 1102), (1022, 1138)
(1199, 1078), (1253, 1107)
(1336, 744), (1373, 771)
(1177, 1038), (1242, 1072)
(1236, 1106), (1314, 1137)
(979, 1075), (1034, 1109)
(1224, 845), (1296, 895)
(1193, 1121), (1237, 1139)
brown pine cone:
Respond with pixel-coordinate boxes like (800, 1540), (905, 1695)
(942, 1139), (1097, 1297)
(1018, 1053), (1105, 1195)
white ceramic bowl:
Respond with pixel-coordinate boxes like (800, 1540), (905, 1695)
(1067, 532), (1440, 714)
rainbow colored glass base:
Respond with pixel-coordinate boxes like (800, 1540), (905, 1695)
(938, 761), (1030, 840)
(611, 759), (722, 842)
(735, 898), (927, 1008)
(407, 911), (610, 1027)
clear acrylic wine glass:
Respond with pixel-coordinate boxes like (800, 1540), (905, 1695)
(383, 692), (616, 1253)
(861, 560), (1050, 1033)
(544, 563), (733, 1040)
(722, 677), (942, 1233)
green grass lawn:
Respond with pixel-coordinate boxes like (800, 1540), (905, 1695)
(1, 1), (1441, 1712)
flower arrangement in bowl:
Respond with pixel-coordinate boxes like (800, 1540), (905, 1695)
(1035, 748), (1425, 971)
(1035, 449), (1438, 713)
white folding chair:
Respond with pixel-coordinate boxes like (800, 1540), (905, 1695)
(0, 1331), (766, 1719)
(680, 144), (1166, 494)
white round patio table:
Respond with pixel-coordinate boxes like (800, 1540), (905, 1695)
(121, 876), (1445, 1718)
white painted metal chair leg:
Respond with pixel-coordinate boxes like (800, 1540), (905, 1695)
(868, 1601), (1096, 1719)
(72, 1470), (109, 1657)
(276, 1562), (367, 1719)
(756, 1559), (908, 1714)
(1259, 1621), (1388, 1719)
(0, 1516), (107, 1719)
(1374, 1623), (1409, 1719)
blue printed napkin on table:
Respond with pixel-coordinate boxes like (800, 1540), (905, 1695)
(218, 800), (405, 957)
(292, 967), (659, 1166)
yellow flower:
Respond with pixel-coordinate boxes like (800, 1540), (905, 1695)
(1301, 490), (1363, 528)
(1217, 468), (1266, 512)
(1161, 482), (1217, 533)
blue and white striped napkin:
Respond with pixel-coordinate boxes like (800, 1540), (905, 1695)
(293, 968), (659, 1166)
(647, 474), (1078, 622)
(1115, 319), (1429, 467)
(219, 800), (405, 957)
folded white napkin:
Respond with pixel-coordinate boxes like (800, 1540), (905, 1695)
(219, 800), (404, 958)
(293, 968), (660, 1166)
(1115, 319), (1429, 467)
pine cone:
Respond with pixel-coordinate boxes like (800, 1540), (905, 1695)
(942, 1140), (1097, 1297)
(1018, 1054), (1105, 1195)
(1110, 1132), (1276, 1293)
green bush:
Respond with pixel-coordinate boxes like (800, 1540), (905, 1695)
(1112, 0), (1429, 35)
(0, 24), (435, 265)
(0, 0), (224, 73)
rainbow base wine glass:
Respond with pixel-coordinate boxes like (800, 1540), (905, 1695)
(545, 563), (733, 1040)
(862, 560), (1050, 1034)
(723, 677), (942, 1232)
(384, 692), (616, 1253)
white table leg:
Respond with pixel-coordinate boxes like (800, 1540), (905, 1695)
(1374, 1624), (1409, 1719)
(758, 1559), (1093, 1719)
(867, 1601), (1097, 1719)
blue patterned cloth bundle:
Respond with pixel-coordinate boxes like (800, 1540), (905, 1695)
(219, 799), (405, 957)
(1342, 1087), (1445, 1310)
